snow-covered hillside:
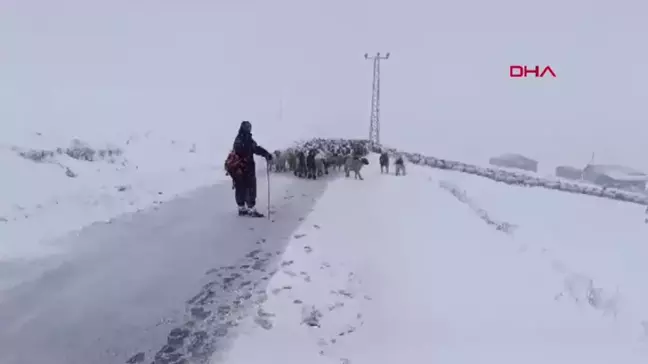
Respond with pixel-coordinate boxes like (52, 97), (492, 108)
(0, 130), (299, 264)
(220, 154), (648, 364)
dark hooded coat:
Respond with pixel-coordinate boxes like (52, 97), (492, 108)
(232, 121), (271, 177)
(230, 121), (272, 209)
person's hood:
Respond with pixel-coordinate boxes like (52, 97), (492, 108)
(238, 121), (252, 135)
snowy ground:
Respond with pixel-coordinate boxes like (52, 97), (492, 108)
(3, 141), (648, 363)
(220, 155), (648, 364)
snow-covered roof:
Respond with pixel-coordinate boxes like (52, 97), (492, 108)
(588, 164), (648, 182)
(496, 153), (537, 163)
(556, 165), (581, 172)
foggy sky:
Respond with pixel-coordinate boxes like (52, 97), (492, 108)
(1, 0), (646, 172)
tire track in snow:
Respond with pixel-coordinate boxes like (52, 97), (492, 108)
(437, 178), (648, 341)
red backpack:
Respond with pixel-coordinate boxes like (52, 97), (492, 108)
(224, 150), (246, 177)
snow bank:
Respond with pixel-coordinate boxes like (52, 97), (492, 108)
(428, 166), (648, 344)
(376, 144), (648, 206)
(220, 156), (648, 364)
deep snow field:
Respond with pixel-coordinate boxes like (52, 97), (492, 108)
(219, 155), (648, 364)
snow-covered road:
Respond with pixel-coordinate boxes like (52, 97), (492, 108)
(0, 174), (332, 364)
(222, 156), (648, 364)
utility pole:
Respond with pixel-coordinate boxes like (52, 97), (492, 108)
(364, 52), (390, 148)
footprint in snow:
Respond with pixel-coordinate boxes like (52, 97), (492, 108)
(245, 249), (262, 259)
(167, 328), (191, 347)
(300, 272), (312, 282)
(254, 316), (273, 330)
(332, 289), (354, 299)
(328, 301), (345, 312)
(301, 306), (323, 327)
(126, 352), (145, 363)
(337, 325), (356, 337)
(190, 307), (211, 320)
(205, 267), (222, 275)
(254, 307), (275, 330)
(251, 260), (265, 270)
(271, 285), (293, 295)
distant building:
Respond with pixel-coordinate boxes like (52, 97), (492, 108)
(489, 153), (538, 173)
(582, 164), (648, 191)
(555, 166), (583, 180)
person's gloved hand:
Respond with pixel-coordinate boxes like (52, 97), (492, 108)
(266, 154), (273, 161)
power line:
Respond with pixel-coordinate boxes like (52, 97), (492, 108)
(364, 52), (390, 147)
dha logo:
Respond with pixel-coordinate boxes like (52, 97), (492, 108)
(509, 65), (556, 78)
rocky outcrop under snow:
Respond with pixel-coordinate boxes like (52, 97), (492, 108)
(11, 138), (125, 178)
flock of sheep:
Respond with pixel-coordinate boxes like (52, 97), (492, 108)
(269, 139), (406, 181)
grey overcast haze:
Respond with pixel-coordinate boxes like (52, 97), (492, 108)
(1, 0), (647, 169)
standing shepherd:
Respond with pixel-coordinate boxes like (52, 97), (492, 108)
(225, 121), (273, 217)
(379, 151), (389, 174)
